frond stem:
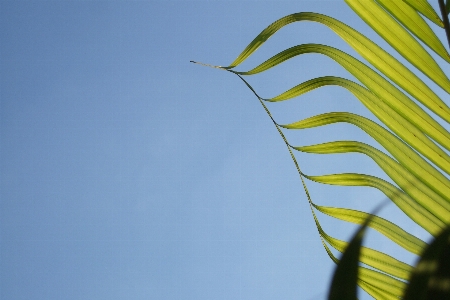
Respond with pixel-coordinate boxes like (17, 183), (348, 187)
(190, 60), (227, 70)
(233, 73), (314, 207)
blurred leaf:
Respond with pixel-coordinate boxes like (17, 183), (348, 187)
(403, 225), (450, 299)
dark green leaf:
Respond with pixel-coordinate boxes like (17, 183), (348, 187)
(403, 225), (450, 299)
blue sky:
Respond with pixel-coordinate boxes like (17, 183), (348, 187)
(2, 1), (449, 299)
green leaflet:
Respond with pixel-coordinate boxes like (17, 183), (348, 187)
(295, 140), (450, 223)
(345, 0), (450, 91)
(305, 172), (444, 235)
(312, 202), (426, 255)
(403, 0), (444, 26)
(225, 12), (450, 117)
(358, 280), (397, 300)
(359, 267), (406, 298)
(318, 221), (413, 279)
(375, 0), (450, 62)
(282, 112), (450, 207)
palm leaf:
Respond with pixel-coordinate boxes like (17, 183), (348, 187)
(195, 0), (450, 297)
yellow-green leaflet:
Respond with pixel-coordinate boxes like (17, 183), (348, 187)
(358, 267), (406, 298)
(402, 0), (444, 26)
(317, 221), (413, 279)
(225, 12), (450, 116)
(295, 140), (450, 222)
(375, 0), (450, 61)
(282, 112), (450, 203)
(358, 280), (397, 300)
(312, 203), (426, 255)
(305, 172), (444, 235)
(345, 0), (450, 92)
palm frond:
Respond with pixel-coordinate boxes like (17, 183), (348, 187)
(196, 0), (450, 297)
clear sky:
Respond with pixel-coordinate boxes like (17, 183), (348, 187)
(2, 1), (448, 299)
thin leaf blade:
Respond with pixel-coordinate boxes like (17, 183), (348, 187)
(403, 0), (444, 26)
